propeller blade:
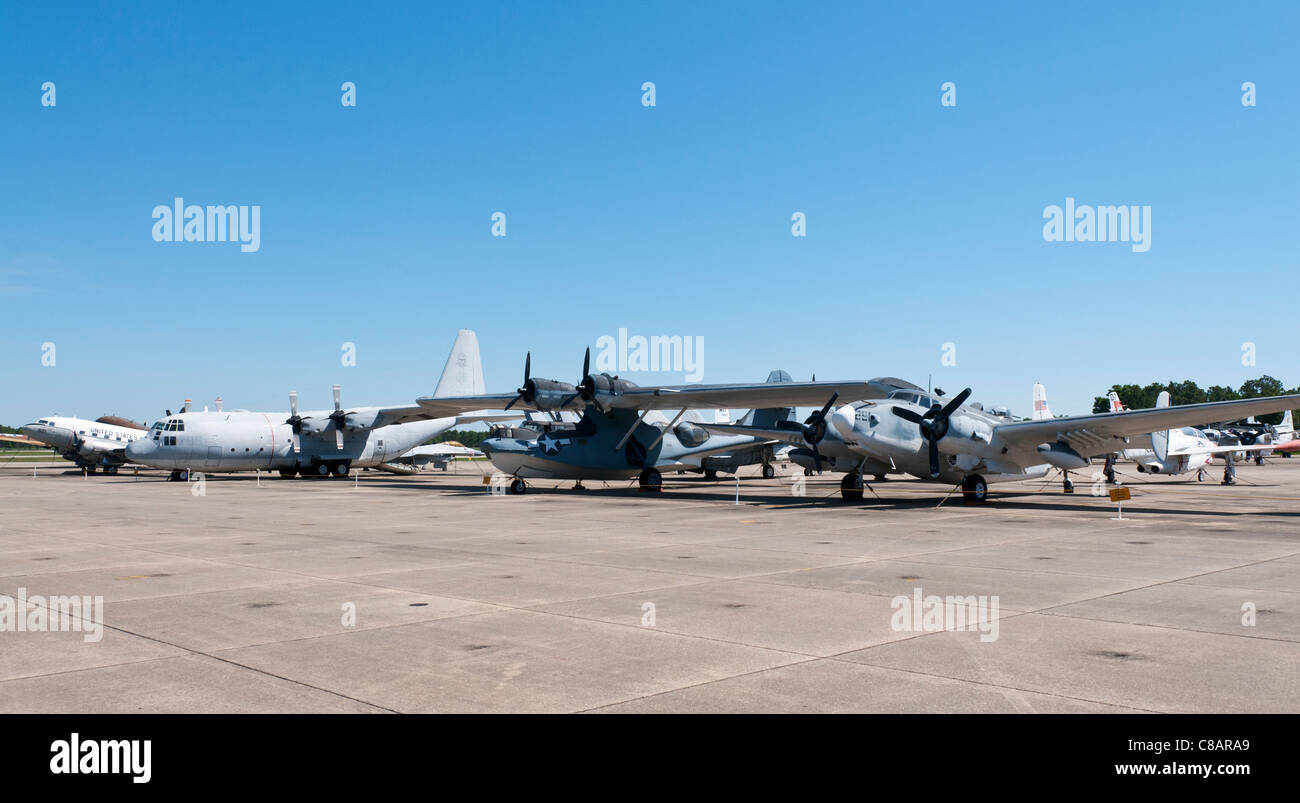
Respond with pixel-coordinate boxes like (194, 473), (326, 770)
(812, 444), (823, 473)
(524, 352), (531, 383)
(940, 387), (972, 419)
(504, 396), (519, 411)
(289, 391), (298, 417)
(582, 347), (590, 379)
(335, 428), (344, 450)
(333, 384), (342, 412)
(817, 392), (839, 420)
(292, 431), (301, 454)
(928, 437), (941, 478)
(893, 406), (925, 424)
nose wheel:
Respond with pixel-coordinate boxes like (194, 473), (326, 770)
(840, 472), (864, 502)
(761, 463), (775, 479)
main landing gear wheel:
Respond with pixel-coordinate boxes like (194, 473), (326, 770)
(962, 474), (988, 504)
(638, 467), (663, 493)
(873, 474), (887, 482)
(331, 462), (350, 478)
(840, 473), (864, 502)
(1197, 468), (1207, 482)
(804, 468), (813, 477)
(314, 463), (331, 477)
(168, 470), (190, 482)
(1063, 477), (1075, 493)
(509, 477), (527, 495)
(704, 469), (718, 480)
(279, 468), (296, 479)
(761, 463), (775, 479)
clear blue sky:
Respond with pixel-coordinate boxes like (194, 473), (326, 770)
(2, 1), (1296, 424)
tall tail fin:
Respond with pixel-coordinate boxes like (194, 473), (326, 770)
(1031, 383), (1052, 420)
(433, 330), (485, 398)
(1151, 390), (1171, 461)
(1278, 409), (1294, 438)
(1108, 391), (1124, 412)
(742, 369), (797, 428)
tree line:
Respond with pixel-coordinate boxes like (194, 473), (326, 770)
(1091, 375), (1298, 424)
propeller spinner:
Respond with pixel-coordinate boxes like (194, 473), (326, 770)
(779, 393), (839, 473)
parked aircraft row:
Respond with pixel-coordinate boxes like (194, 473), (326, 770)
(15, 329), (1300, 505)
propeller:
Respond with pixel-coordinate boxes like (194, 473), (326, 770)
(505, 353), (534, 411)
(780, 393), (839, 473)
(572, 347), (594, 405)
(285, 390), (304, 454)
(892, 387), (972, 478)
(327, 384), (350, 449)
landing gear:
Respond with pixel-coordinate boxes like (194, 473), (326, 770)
(103, 465), (118, 475)
(1196, 468), (1207, 482)
(704, 469), (719, 480)
(962, 474), (988, 504)
(509, 477), (527, 495)
(1062, 471), (1074, 494)
(1223, 454), (1237, 485)
(314, 463), (331, 477)
(331, 461), (350, 478)
(638, 467), (663, 492)
(1103, 454), (1117, 485)
(279, 468), (297, 479)
(873, 473), (887, 482)
(761, 463), (775, 479)
(1255, 455), (1265, 466)
(82, 465), (96, 474)
(804, 468), (813, 477)
(168, 470), (190, 482)
(840, 472), (864, 502)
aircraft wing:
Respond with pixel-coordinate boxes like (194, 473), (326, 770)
(415, 378), (913, 417)
(371, 405), (520, 428)
(994, 394), (1300, 456)
(0, 434), (42, 446)
(692, 422), (809, 446)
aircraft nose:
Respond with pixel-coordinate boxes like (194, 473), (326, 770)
(20, 423), (40, 439)
(831, 405), (856, 438)
(126, 439), (154, 461)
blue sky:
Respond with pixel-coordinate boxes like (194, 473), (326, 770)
(2, 1), (1296, 424)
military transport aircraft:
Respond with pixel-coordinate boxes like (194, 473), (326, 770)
(697, 384), (1300, 503)
(16, 415), (150, 473)
(126, 330), (514, 480)
(412, 349), (911, 494)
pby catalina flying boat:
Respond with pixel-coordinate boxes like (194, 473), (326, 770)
(697, 384), (1300, 504)
(126, 330), (514, 480)
(412, 349), (911, 494)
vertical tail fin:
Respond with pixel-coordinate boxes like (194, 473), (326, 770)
(1278, 409), (1294, 438)
(433, 330), (485, 398)
(1151, 390), (1171, 461)
(744, 369), (797, 428)
(1108, 391), (1124, 412)
(1031, 383), (1052, 420)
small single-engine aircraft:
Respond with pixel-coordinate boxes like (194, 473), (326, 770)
(412, 349), (911, 494)
(126, 330), (514, 480)
(16, 415), (150, 473)
(697, 383), (1300, 503)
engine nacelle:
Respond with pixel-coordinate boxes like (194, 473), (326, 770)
(525, 378), (579, 411)
(673, 421), (710, 447)
(1036, 442), (1089, 470)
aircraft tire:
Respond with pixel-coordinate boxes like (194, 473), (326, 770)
(509, 478), (527, 495)
(331, 462), (350, 477)
(839, 473), (863, 502)
(314, 463), (330, 477)
(761, 463), (775, 479)
(279, 468), (296, 478)
(638, 468), (663, 492)
(704, 469), (718, 480)
(962, 474), (988, 504)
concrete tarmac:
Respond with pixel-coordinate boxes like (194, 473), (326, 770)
(1, 458), (1297, 713)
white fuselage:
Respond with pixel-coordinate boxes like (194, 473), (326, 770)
(125, 410), (457, 472)
(1122, 427), (1216, 475)
(21, 416), (148, 466)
